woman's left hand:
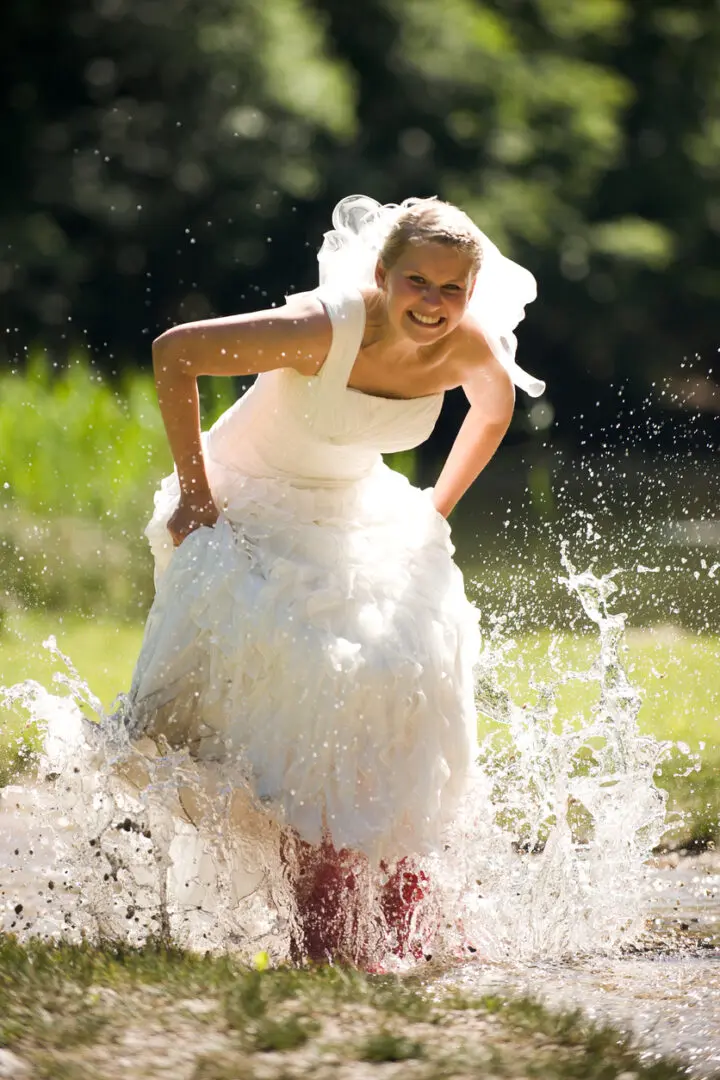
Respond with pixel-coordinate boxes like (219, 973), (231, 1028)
(167, 492), (220, 546)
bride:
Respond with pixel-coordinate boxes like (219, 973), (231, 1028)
(125, 194), (544, 962)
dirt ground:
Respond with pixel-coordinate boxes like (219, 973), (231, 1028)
(0, 941), (693, 1080)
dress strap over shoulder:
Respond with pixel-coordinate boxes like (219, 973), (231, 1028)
(314, 285), (367, 399)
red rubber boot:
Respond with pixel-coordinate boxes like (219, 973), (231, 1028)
(292, 839), (360, 963)
(379, 858), (430, 959)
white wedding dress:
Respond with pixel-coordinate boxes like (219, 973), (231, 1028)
(124, 283), (481, 865)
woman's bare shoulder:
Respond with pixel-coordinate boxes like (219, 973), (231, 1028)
(448, 316), (514, 402)
(444, 315), (494, 373)
(283, 289), (326, 320)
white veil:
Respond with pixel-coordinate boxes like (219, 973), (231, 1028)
(317, 194), (545, 398)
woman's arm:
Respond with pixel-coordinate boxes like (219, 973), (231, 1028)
(431, 355), (515, 519)
(151, 295), (331, 544)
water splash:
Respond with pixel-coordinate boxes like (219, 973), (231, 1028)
(438, 543), (672, 962)
(0, 549), (675, 965)
(1, 642), (295, 957)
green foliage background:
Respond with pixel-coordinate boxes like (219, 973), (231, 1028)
(0, 358), (237, 615)
(1, 0), (719, 435)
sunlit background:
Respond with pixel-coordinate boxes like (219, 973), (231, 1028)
(1, 0), (719, 847)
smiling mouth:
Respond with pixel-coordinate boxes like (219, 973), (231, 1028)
(408, 311), (445, 328)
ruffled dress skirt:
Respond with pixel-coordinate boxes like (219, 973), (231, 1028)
(126, 450), (481, 865)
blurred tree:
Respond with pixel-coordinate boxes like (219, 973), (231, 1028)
(0, 0), (356, 355)
(586, 1), (720, 409)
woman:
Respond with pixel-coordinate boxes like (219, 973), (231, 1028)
(125, 195), (544, 962)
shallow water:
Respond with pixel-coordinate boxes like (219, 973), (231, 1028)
(433, 856), (720, 1077)
(437, 953), (720, 1078)
(0, 548), (718, 1071)
(2, 792), (718, 1073)
(0, 553), (671, 966)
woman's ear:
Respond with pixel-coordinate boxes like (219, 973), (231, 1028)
(375, 259), (388, 289)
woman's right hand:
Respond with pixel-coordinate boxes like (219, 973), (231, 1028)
(167, 492), (220, 547)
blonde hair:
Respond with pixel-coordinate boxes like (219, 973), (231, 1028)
(379, 198), (483, 274)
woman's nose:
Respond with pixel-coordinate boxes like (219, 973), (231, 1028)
(423, 285), (442, 308)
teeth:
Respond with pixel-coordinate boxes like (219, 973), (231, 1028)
(411, 311), (442, 326)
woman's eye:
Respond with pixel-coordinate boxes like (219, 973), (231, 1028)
(409, 275), (426, 285)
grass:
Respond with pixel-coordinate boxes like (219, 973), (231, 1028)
(1, 610), (718, 846)
(0, 610), (140, 710)
(358, 1028), (426, 1061)
(484, 627), (720, 848)
(3, 614), (717, 746)
(0, 937), (699, 1080)
(0, 355), (238, 621)
(0, 353), (237, 526)
(495, 626), (720, 754)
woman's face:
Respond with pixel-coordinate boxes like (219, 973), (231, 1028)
(375, 242), (476, 343)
